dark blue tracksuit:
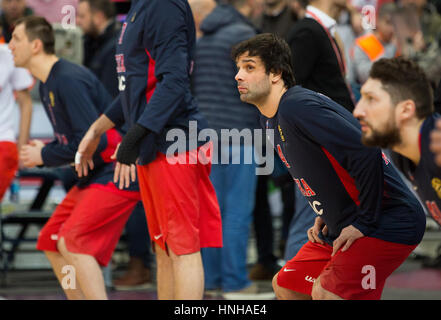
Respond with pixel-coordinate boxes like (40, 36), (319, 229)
(105, 0), (208, 165)
(262, 86), (426, 246)
(391, 113), (441, 226)
(39, 59), (136, 190)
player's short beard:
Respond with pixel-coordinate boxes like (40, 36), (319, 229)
(239, 77), (271, 107)
(361, 121), (402, 149)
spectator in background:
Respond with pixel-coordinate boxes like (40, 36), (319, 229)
(26, 0), (78, 24)
(189, 0), (262, 299)
(254, 0), (298, 40)
(287, 0), (355, 112)
(0, 0), (33, 43)
(352, 3), (398, 86)
(76, 0), (119, 98)
(398, 0), (441, 86)
(0, 43), (33, 202)
(336, 4), (366, 90)
(76, 0), (152, 289)
(400, 0), (441, 45)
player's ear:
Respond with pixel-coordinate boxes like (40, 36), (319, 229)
(31, 38), (44, 55)
(270, 70), (283, 84)
(397, 99), (417, 122)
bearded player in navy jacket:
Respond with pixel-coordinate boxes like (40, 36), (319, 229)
(232, 33), (426, 300)
(75, 0), (222, 300)
(354, 57), (441, 267)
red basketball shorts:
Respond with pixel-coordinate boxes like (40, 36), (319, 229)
(36, 182), (140, 266)
(277, 237), (417, 300)
(137, 142), (222, 256)
(0, 141), (18, 201)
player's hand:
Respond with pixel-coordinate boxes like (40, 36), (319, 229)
(111, 142), (137, 189)
(430, 119), (441, 166)
(332, 225), (364, 256)
(75, 127), (101, 177)
(113, 161), (137, 190)
(307, 216), (328, 245)
(20, 140), (44, 168)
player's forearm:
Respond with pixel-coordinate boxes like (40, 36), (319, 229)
(16, 89), (33, 151)
(89, 114), (115, 139)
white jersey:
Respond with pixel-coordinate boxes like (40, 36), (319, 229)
(0, 44), (34, 142)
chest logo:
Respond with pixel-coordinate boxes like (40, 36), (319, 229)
(131, 12), (136, 22)
(432, 178), (441, 199)
(278, 125), (285, 142)
(49, 91), (55, 107)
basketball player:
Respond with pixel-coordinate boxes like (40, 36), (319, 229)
(232, 33), (426, 300)
(9, 16), (140, 300)
(75, 0), (222, 300)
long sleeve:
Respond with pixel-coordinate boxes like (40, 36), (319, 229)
(281, 95), (385, 236)
(136, 1), (191, 134)
(41, 77), (108, 167)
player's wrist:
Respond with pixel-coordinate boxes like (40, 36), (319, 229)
(116, 124), (150, 165)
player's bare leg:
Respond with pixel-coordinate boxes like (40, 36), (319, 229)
(311, 276), (343, 300)
(272, 273), (311, 300)
(57, 237), (107, 300)
(155, 243), (175, 299)
(44, 251), (86, 300)
(169, 249), (204, 300)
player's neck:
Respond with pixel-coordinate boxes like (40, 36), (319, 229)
(309, 1), (334, 19)
(393, 119), (425, 166)
(29, 54), (60, 83)
(257, 85), (287, 118)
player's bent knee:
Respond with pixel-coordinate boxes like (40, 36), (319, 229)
(56, 237), (70, 256)
(311, 281), (325, 300)
(273, 273), (310, 300)
(311, 278), (340, 300)
(272, 273), (281, 297)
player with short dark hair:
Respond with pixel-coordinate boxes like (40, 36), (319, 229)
(9, 16), (140, 300)
(233, 33), (426, 300)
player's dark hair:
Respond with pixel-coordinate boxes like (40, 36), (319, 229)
(231, 33), (296, 89)
(370, 57), (434, 119)
(16, 16), (55, 54)
(79, 0), (116, 19)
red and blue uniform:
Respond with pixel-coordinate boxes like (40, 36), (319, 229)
(36, 59), (140, 266)
(391, 113), (441, 226)
(105, 0), (209, 165)
(104, 0), (222, 255)
(38, 59), (124, 188)
(270, 86), (426, 299)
